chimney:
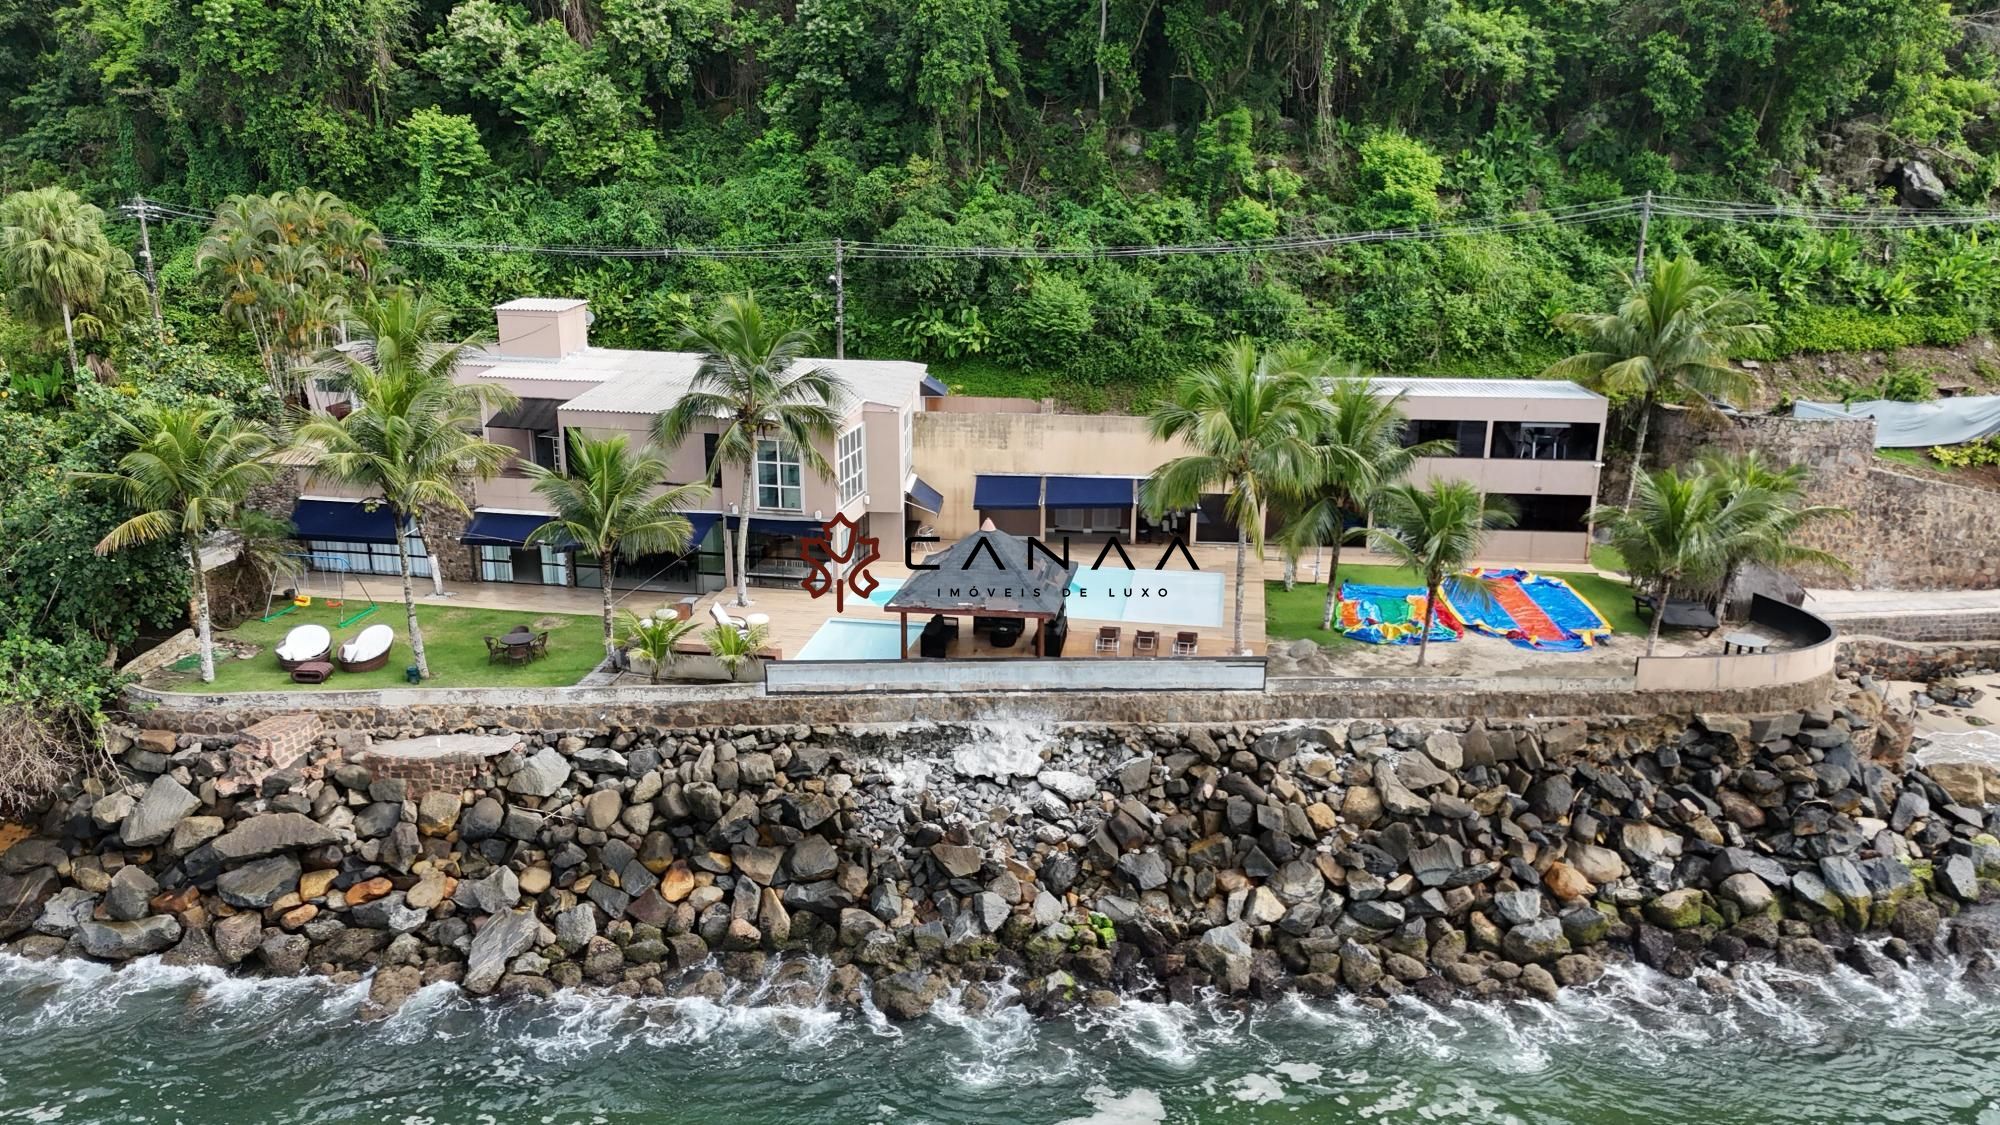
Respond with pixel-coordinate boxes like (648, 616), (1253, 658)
(493, 298), (589, 359)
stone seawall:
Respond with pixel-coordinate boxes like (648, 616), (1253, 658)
(10, 678), (2000, 1020)
(122, 674), (1835, 736)
(1842, 636), (2000, 683)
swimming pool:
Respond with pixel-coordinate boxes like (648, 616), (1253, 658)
(1063, 566), (1224, 628)
(793, 617), (918, 660)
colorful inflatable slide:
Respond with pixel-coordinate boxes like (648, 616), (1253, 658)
(1336, 569), (1612, 651)
(1443, 568), (1612, 652)
(1336, 581), (1462, 646)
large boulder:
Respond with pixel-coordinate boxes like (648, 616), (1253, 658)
(216, 855), (303, 909)
(121, 775), (202, 847)
(1501, 917), (1571, 964)
(1194, 922), (1254, 992)
(76, 916), (182, 960)
(463, 910), (542, 995)
(506, 748), (571, 798)
(209, 813), (339, 864)
(0, 866), (60, 940)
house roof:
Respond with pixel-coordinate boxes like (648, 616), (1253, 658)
(518, 349), (928, 417)
(494, 297), (587, 313)
(1363, 377), (1605, 402)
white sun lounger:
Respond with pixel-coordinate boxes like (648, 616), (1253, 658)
(275, 623), (332, 669)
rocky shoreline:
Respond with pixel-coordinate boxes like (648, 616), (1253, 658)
(4, 680), (1999, 1021)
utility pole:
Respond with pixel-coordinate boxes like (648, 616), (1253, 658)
(1632, 190), (1653, 287)
(831, 237), (846, 359)
(132, 196), (163, 331)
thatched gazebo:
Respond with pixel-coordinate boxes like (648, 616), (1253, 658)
(882, 520), (1075, 657)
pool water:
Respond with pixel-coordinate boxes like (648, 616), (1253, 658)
(1064, 566), (1224, 628)
(793, 617), (917, 660)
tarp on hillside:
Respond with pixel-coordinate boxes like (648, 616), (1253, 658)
(1793, 395), (2000, 448)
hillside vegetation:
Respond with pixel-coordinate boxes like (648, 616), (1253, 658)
(4, 0), (2000, 404)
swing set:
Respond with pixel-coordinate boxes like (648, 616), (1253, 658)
(259, 553), (379, 628)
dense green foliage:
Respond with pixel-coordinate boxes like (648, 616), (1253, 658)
(4, 0), (2000, 402)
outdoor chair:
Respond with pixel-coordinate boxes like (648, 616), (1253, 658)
(1133, 630), (1160, 657)
(1172, 631), (1199, 656)
(709, 602), (751, 637)
(275, 624), (332, 671)
(988, 619), (1023, 648)
(1094, 626), (1121, 655)
(335, 623), (394, 673)
(483, 636), (506, 664)
(530, 631), (550, 661)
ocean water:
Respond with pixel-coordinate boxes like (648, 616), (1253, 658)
(1, 951), (1996, 1124)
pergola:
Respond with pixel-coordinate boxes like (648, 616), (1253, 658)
(881, 521), (1075, 658)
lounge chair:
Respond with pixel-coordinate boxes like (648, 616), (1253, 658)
(1133, 630), (1160, 657)
(275, 624), (332, 671)
(709, 602), (749, 635)
(1172, 631), (1199, 656)
(1094, 626), (1121, 655)
(335, 623), (395, 673)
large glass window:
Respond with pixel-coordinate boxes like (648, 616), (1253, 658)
(300, 525), (430, 578)
(1489, 421), (1600, 461)
(1402, 419), (1488, 457)
(837, 425), (866, 504)
(756, 439), (803, 511)
(1493, 493), (1592, 532)
(479, 544), (567, 585)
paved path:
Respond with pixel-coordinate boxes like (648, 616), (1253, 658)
(1805, 588), (2000, 617)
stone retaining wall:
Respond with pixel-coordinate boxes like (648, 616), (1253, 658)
(1841, 636), (2000, 682)
(1822, 612), (2000, 644)
(122, 673), (1836, 735)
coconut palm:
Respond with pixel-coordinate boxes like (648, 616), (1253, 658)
(703, 621), (772, 681)
(655, 293), (852, 608)
(72, 404), (284, 683)
(294, 366), (515, 678)
(1368, 480), (1516, 667)
(0, 186), (142, 376)
(1277, 373), (1455, 631)
(1588, 466), (1751, 656)
(523, 430), (710, 663)
(1142, 339), (1324, 655)
(623, 611), (705, 684)
(1544, 255), (1771, 509)
(1695, 449), (1852, 610)
(308, 288), (497, 595)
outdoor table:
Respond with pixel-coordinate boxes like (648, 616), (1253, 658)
(1722, 631), (1770, 656)
(290, 660), (334, 684)
(500, 628), (534, 664)
(745, 613), (771, 629)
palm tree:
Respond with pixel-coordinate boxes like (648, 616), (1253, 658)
(0, 186), (141, 376)
(655, 294), (852, 608)
(1589, 466), (1747, 656)
(1695, 449), (1851, 610)
(703, 621), (772, 681)
(1544, 255), (1771, 509)
(523, 430), (710, 663)
(308, 289), (496, 596)
(623, 611), (705, 684)
(294, 366), (515, 678)
(1277, 373), (1455, 631)
(1142, 339), (1324, 655)
(73, 405), (284, 683)
(1369, 480), (1516, 667)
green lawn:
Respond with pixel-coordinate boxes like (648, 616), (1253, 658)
(1265, 564), (1643, 648)
(153, 601), (608, 692)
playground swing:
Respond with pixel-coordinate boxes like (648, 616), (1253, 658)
(260, 553), (379, 628)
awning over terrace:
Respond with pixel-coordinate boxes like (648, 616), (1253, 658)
(1045, 475), (1136, 507)
(921, 374), (950, 397)
(906, 477), (944, 513)
(883, 523), (1076, 620)
(459, 510), (557, 547)
(486, 398), (565, 431)
(723, 513), (821, 536)
(289, 498), (399, 544)
(973, 474), (1041, 510)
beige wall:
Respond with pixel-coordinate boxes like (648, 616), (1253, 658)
(494, 305), (588, 359)
(914, 409), (1596, 563)
(1398, 393), (1606, 428)
(927, 395), (1045, 414)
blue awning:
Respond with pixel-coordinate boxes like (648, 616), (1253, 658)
(290, 499), (399, 544)
(921, 374), (950, 397)
(724, 513), (824, 536)
(974, 474), (1041, 510)
(460, 511), (556, 547)
(1045, 475), (1135, 508)
(906, 477), (944, 513)
(680, 512), (720, 546)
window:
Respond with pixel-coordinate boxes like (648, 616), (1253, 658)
(901, 409), (914, 476)
(755, 439), (803, 511)
(1402, 419), (1487, 458)
(480, 544), (567, 585)
(837, 426), (866, 504)
(1493, 493), (1592, 532)
(300, 523), (430, 578)
(702, 432), (722, 488)
(1489, 421), (1600, 462)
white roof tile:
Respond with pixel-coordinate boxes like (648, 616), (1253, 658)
(466, 346), (925, 416)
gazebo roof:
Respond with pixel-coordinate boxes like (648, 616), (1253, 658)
(883, 523), (1075, 618)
